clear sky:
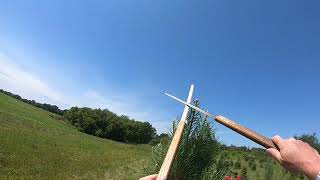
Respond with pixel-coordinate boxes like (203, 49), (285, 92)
(0, 0), (319, 147)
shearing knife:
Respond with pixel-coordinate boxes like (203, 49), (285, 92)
(165, 93), (278, 150)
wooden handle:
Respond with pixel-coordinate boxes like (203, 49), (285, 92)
(156, 120), (186, 180)
(157, 85), (194, 180)
(214, 115), (278, 150)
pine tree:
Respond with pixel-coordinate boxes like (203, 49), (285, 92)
(145, 100), (228, 179)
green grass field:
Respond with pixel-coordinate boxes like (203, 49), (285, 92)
(0, 92), (150, 180)
(0, 91), (311, 180)
(222, 148), (307, 180)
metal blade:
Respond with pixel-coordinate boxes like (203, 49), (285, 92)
(165, 93), (216, 119)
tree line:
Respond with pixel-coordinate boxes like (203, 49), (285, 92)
(1, 89), (157, 144)
(224, 132), (320, 153)
(0, 89), (66, 115)
(64, 107), (156, 144)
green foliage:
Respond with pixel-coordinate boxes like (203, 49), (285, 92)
(0, 92), (150, 179)
(64, 107), (156, 144)
(148, 133), (170, 146)
(243, 154), (249, 162)
(247, 158), (257, 171)
(235, 160), (241, 169)
(145, 100), (228, 180)
(228, 160), (234, 168)
(241, 167), (247, 178)
(201, 156), (229, 180)
(264, 159), (273, 180)
(250, 162), (257, 171)
(259, 157), (267, 164)
(223, 147), (309, 180)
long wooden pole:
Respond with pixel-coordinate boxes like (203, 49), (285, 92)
(156, 85), (194, 180)
(214, 115), (277, 149)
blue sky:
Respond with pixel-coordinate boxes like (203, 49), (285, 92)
(0, 0), (319, 147)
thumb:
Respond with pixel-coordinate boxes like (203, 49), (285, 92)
(267, 148), (282, 163)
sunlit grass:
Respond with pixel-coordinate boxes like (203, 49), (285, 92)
(0, 93), (150, 179)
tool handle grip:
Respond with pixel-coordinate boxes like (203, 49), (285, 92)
(157, 85), (194, 180)
(215, 115), (278, 150)
(156, 120), (186, 180)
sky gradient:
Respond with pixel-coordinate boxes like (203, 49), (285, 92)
(0, 0), (319, 147)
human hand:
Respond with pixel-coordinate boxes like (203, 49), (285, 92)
(267, 135), (320, 180)
(139, 174), (158, 180)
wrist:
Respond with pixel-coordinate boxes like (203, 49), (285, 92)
(316, 172), (320, 180)
(304, 162), (320, 180)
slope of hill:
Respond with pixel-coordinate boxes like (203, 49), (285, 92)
(0, 92), (150, 179)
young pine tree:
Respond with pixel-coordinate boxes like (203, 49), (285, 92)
(145, 100), (228, 180)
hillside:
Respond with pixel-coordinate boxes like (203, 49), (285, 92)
(0, 92), (150, 179)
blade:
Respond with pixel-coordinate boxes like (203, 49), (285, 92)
(165, 93), (216, 119)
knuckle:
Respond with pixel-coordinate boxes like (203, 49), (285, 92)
(297, 140), (303, 144)
(273, 135), (280, 140)
(288, 137), (295, 141)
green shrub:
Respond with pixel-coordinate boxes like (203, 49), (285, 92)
(241, 167), (247, 178)
(248, 160), (257, 171)
(145, 100), (228, 179)
(244, 154), (249, 162)
(263, 159), (273, 180)
(235, 160), (241, 169)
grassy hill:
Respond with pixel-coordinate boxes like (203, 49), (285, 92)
(0, 92), (150, 180)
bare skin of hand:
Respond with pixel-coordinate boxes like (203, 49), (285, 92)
(139, 174), (158, 180)
(267, 135), (320, 180)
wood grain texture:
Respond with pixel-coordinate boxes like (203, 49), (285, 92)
(214, 115), (278, 149)
(156, 85), (194, 180)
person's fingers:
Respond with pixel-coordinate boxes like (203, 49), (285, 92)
(267, 148), (282, 163)
(272, 135), (285, 149)
(139, 174), (158, 180)
(296, 139), (304, 144)
(288, 137), (296, 141)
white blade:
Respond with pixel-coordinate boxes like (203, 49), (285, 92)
(165, 93), (216, 119)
